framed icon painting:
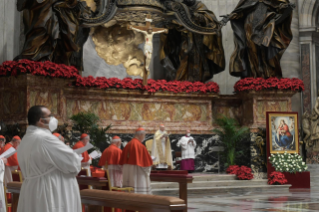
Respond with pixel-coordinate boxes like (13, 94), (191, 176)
(266, 112), (299, 154)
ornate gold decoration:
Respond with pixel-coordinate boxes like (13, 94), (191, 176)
(255, 136), (265, 156)
(92, 25), (145, 77)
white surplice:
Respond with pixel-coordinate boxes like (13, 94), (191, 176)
(17, 126), (82, 212)
(0, 160), (6, 212)
(122, 164), (151, 194)
(107, 164), (123, 188)
(177, 136), (197, 159)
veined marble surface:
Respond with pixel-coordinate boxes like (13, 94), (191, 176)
(188, 188), (317, 212)
(99, 133), (248, 173)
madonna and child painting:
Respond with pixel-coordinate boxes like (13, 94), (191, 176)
(267, 112), (299, 154)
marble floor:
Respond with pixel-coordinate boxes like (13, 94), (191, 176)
(187, 188), (318, 212)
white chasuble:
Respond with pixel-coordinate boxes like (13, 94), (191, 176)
(17, 126), (82, 212)
(151, 130), (173, 169)
(0, 160), (6, 212)
(122, 164), (152, 194)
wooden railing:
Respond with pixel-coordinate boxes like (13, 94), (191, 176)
(7, 182), (186, 212)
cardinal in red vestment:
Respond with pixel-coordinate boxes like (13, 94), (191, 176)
(73, 133), (92, 176)
(120, 127), (153, 194)
(99, 136), (123, 187)
(4, 136), (21, 186)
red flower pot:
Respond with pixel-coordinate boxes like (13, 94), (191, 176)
(283, 172), (310, 189)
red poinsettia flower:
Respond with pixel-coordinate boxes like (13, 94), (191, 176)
(234, 77), (304, 92)
(236, 166), (254, 180)
(268, 171), (288, 185)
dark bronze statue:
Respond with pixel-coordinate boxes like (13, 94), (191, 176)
(160, 0), (225, 82)
(221, 0), (295, 78)
(15, 0), (92, 71)
(15, 0), (225, 79)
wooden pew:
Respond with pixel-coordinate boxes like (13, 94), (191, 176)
(6, 182), (21, 212)
(6, 182), (186, 212)
(81, 189), (186, 212)
(150, 170), (193, 206)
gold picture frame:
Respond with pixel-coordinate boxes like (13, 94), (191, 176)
(267, 112), (299, 154)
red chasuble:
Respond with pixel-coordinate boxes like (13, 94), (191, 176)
(98, 144), (122, 166)
(72, 141), (90, 163)
(119, 138), (152, 167)
(4, 143), (18, 166)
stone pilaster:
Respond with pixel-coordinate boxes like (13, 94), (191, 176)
(0, 0), (21, 64)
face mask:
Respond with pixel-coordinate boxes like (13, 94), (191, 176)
(187, 133), (191, 137)
(43, 117), (58, 132)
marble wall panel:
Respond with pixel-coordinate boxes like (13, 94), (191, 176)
(99, 133), (222, 173)
(66, 97), (212, 134)
(212, 95), (242, 124)
(255, 101), (289, 123)
(29, 91), (59, 115)
(0, 91), (26, 123)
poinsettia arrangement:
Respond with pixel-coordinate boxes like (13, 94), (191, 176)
(75, 76), (220, 93)
(269, 152), (308, 173)
(226, 165), (240, 175)
(0, 60), (220, 94)
(0, 60), (79, 78)
(236, 166), (254, 180)
(268, 171), (288, 185)
(226, 165), (253, 180)
(234, 77), (304, 92)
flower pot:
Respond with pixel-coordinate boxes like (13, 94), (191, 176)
(283, 172), (310, 189)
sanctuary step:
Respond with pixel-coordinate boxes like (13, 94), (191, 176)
(151, 173), (291, 196)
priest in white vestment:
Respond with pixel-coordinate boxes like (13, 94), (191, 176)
(17, 106), (82, 212)
(177, 130), (197, 173)
(0, 157), (7, 212)
(151, 124), (173, 170)
(120, 127), (153, 194)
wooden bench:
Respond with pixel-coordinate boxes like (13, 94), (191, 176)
(7, 182), (186, 212)
(81, 189), (186, 212)
(150, 170), (193, 206)
(6, 182), (21, 212)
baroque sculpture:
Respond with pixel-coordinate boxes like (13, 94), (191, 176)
(160, 0), (225, 82)
(15, 0), (92, 71)
(128, 15), (168, 84)
(302, 96), (319, 148)
(14, 0), (296, 82)
(14, 0), (225, 83)
(221, 0), (295, 78)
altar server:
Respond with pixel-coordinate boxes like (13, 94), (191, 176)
(73, 133), (92, 176)
(151, 124), (173, 170)
(4, 136), (21, 186)
(17, 105), (82, 212)
(177, 130), (197, 173)
(99, 136), (123, 187)
(120, 128), (153, 194)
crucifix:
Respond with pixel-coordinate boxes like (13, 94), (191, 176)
(127, 14), (168, 85)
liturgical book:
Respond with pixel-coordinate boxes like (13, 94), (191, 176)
(0, 147), (16, 158)
(74, 143), (94, 154)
